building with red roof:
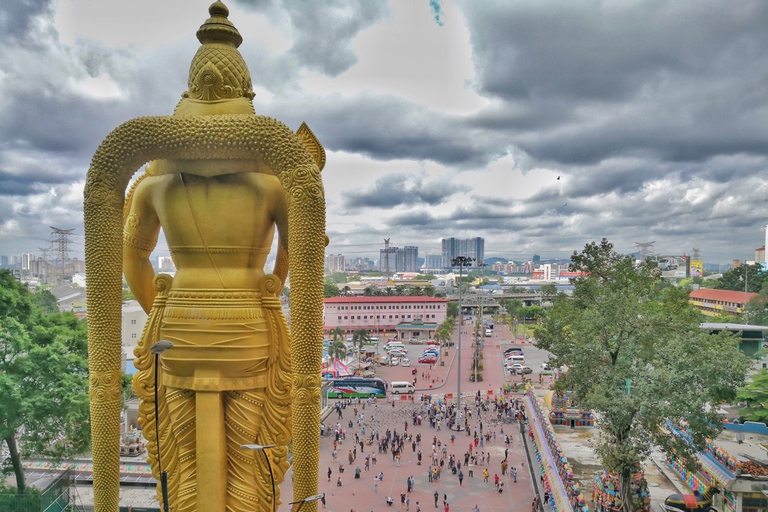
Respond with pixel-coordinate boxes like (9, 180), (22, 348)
(688, 288), (759, 317)
(324, 296), (448, 339)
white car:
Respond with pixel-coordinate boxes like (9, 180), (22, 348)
(401, 357), (411, 367)
(390, 357), (399, 367)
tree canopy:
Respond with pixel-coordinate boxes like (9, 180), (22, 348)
(536, 240), (748, 512)
(715, 263), (763, 293)
(0, 271), (90, 493)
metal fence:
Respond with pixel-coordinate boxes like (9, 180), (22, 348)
(0, 468), (72, 512)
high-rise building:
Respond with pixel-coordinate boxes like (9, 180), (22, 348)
(22, 253), (35, 271)
(379, 246), (419, 272)
(441, 237), (484, 268)
(403, 246), (419, 272)
(325, 254), (346, 274)
(423, 254), (442, 270)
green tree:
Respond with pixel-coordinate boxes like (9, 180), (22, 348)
(446, 302), (459, 319)
(324, 283), (340, 298)
(324, 273), (349, 285)
(735, 369), (768, 423)
(351, 329), (371, 358)
(330, 327), (345, 342)
(539, 283), (558, 303)
(520, 305), (544, 322)
(716, 263), (764, 293)
(32, 289), (58, 315)
(340, 285), (351, 297)
(363, 286), (374, 296)
(423, 285), (436, 297)
(0, 271), (90, 494)
(535, 240), (748, 512)
(326, 340), (347, 361)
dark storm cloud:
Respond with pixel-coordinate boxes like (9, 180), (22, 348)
(237, 0), (390, 76)
(343, 174), (460, 209)
(262, 94), (511, 168)
(460, 0), (768, 165)
(0, 0), (50, 40)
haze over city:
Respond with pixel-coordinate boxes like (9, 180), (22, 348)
(1, 1), (768, 263)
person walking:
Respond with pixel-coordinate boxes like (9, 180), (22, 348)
(406, 496), (411, 511)
(375, 476), (379, 493)
(434, 491), (439, 508)
(458, 470), (464, 486)
(483, 468), (489, 483)
(328, 466), (332, 482)
(511, 467), (517, 483)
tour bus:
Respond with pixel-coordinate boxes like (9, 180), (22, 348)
(390, 381), (416, 394)
(328, 378), (387, 399)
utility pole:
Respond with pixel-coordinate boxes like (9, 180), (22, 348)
(452, 255), (474, 431)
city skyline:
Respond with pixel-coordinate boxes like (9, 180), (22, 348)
(1, 1), (768, 263)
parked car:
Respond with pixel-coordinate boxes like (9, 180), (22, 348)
(426, 340), (439, 346)
(418, 355), (437, 364)
(504, 347), (524, 356)
(401, 358), (411, 367)
(506, 363), (532, 374)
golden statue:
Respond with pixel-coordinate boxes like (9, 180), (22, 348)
(84, 3), (326, 512)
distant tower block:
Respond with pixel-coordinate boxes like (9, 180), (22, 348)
(692, 248), (701, 261)
(384, 238), (391, 283)
(633, 241), (655, 259)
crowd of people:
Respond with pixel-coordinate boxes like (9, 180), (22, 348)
(320, 390), (537, 512)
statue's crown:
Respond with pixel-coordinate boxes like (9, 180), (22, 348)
(183, 1), (254, 101)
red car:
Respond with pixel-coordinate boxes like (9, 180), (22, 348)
(418, 355), (437, 364)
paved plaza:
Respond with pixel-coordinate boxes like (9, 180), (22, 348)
(278, 320), (543, 512)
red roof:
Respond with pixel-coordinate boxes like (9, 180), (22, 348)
(689, 289), (759, 303)
(323, 296), (448, 304)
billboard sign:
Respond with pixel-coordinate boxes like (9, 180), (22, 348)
(691, 259), (703, 277)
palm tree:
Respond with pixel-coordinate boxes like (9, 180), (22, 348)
(330, 327), (345, 342)
(351, 329), (371, 358)
(327, 340), (347, 361)
(341, 285), (351, 297)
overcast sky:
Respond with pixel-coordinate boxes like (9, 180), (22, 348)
(1, 0), (767, 265)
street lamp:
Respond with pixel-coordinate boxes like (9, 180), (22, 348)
(150, 340), (174, 512)
(452, 255), (474, 431)
(241, 444), (277, 512)
(289, 493), (325, 512)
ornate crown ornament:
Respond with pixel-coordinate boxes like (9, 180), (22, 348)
(184, 1), (255, 102)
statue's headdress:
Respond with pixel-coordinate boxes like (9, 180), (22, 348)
(183, 1), (254, 102)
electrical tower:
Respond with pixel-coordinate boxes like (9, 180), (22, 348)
(50, 226), (75, 283)
(633, 241), (656, 259)
(383, 238), (390, 284)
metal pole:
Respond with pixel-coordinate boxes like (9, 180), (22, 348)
(745, 266), (749, 324)
(457, 262), (462, 430)
(452, 256), (473, 430)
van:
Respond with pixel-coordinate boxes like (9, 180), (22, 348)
(385, 341), (405, 351)
(485, 329), (492, 337)
(505, 354), (525, 363)
(390, 381), (416, 394)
